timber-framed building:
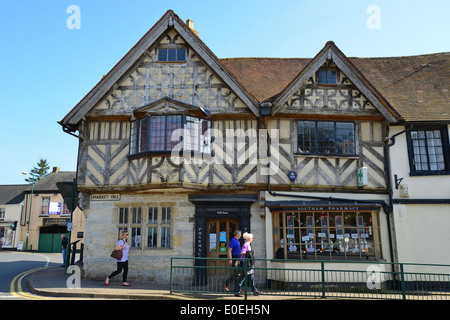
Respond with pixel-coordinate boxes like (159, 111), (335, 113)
(60, 10), (450, 283)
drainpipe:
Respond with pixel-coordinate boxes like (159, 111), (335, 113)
(383, 123), (413, 266)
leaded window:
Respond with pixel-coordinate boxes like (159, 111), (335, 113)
(130, 115), (211, 155)
(297, 120), (355, 155)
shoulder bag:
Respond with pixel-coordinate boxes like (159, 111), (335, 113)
(111, 249), (123, 260)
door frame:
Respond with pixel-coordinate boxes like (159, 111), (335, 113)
(189, 194), (257, 285)
(206, 219), (239, 259)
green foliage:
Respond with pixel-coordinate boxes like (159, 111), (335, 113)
(25, 158), (50, 183)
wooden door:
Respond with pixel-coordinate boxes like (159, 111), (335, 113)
(206, 219), (238, 275)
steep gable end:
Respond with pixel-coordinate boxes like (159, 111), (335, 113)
(280, 59), (379, 118)
(272, 42), (401, 123)
(60, 11), (259, 130)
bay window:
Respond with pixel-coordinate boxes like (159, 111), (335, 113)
(130, 115), (211, 156)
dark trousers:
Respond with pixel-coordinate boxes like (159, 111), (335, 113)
(226, 255), (241, 289)
(108, 260), (128, 282)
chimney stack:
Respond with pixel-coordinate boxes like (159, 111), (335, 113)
(186, 19), (199, 37)
(52, 167), (60, 173)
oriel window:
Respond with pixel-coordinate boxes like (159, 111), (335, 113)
(130, 115), (211, 155)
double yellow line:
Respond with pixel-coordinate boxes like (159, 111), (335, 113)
(10, 267), (54, 300)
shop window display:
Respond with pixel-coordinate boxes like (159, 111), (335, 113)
(273, 211), (382, 261)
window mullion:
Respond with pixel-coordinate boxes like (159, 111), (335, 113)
(314, 121), (318, 154)
(424, 131), (431, 170)
(334, 122), (337, 154)
(147, 117), (151, 152)
(164, 116), (168, 151)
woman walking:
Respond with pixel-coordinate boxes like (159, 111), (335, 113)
(105, 231), (131, 287)
(235, 232), (260, 297)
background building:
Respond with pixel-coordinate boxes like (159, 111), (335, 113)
(19, 167), (85, 254)
(0, 184), (28, 249)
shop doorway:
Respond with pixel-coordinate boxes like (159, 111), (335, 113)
(189, 194), (257, 285)
(38, 225), (68, 253)
(206, 219), (238, 275)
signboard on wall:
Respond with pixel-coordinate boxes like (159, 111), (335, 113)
(43, 218), (70, 226)
(357, 167), (368, 187)
(91, 194), (121, 201)
(48, 202), (61, 215)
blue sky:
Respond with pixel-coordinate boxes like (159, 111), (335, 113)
(0, 0), (449, 184)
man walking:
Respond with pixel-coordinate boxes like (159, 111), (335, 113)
(61, 234), (68, 267)
(225, 230), (242, 292)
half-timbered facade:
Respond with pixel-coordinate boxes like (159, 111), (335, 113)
(60, 10), (449, 283)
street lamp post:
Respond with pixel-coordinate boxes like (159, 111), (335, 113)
(22, 171), (37, 252)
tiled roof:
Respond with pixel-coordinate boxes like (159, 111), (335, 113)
(220, 52), (450, 122)
(0, 184), (28, 205)
(220, 57), (311, 102)
(24, 172), (76, 193)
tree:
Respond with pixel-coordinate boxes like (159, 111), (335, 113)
(25, 158), (50, 183)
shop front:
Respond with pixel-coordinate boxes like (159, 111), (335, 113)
(267, 201), (384, 262)
(0, 222), (17, 249)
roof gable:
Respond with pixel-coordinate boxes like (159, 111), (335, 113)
(61, 10), (260, 129)
(271, 41), (401, 123)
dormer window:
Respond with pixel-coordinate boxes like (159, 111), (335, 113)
(158, 48), (186, 62)
(318, 70), (337, 84)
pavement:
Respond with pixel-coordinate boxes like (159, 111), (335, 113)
(27, 265), (306, 300)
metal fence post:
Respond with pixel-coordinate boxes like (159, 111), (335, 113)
(321, 261), (326, 299)
(244, 257), (248, 300)
(170, 257), (173, 294)
(400, 263), (406, 300)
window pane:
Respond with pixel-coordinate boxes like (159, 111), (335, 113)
(130, 121), (138, 154)
(327, 71), (336, 84)
(185, 116), (200, 151)
(158, 49), (167, 61)
(318, 70), (327, 84)
(41, 197), (50, 215)
(297, 121), (315, 153)
(131, 227), (141, 247)
(317, 121), (335, 154)
(148, 207), (158, 224)
(132, 207), (141, 224)
(166, 115), (182, 151)
(147, 227), (157, 248)
(177, 48), (186, 61)
(200, 120), (211, 153)
(150, 116), (166, 150)
(139, 118), (148, 153)
(161, 227), (171, 247)
(336, 122), (355, 154)
(168, 49), (176, 61)
(119, 208), (128, 224)
(162, 207), (171, 224)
